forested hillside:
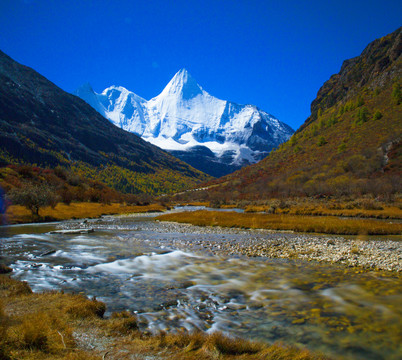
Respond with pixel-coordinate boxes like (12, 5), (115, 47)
(0, 50), (210, 195)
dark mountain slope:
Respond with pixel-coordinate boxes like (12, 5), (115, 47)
(201, 27), (402, 201)
(0, 50), (210, 194)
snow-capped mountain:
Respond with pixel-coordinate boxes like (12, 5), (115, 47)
(75, 69), (294, 176)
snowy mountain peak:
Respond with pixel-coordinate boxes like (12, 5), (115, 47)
(75, 71), (294, 177)
(158, 68), (204, 100)
(102, 85), (129, 94)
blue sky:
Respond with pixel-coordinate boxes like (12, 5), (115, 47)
(0, 0), (401, 130)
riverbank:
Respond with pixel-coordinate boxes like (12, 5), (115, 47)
(0, 274), (328, 360)
(4, 202), (167, 224)
(155, 215), (402, 272)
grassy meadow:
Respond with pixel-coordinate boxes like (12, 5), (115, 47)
(243, 202), (402, 219)
(156, 210), (402, 236)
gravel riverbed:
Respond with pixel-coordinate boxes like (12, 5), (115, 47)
(152, 221), (402, 272)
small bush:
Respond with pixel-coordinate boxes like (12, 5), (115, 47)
(337, 143), (347, 153)
(355, 106), (369, 124)
(67, 174), (81, 187)
(356, 96), (365, 107)
(373, 110), (383, 120)
(392, 82), (401, 105)
(54, 165), (68, 180)
(317, 136), (327, 146)
(60, 186), (74, 205)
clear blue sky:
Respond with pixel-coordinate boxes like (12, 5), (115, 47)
(0, 0), (401, 130)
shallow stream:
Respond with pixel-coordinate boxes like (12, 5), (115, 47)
(1, 209), (401, 360)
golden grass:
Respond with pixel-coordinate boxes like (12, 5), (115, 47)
(125, 330), (329, 359)
(156, 210), (402, 235)
(0, 273), (329, 360)
(0, 277), (105, 359)
(244, 204), (402, 219)
(106, 311), (138, 335)
(5, 202), (166, 224)
(178, 202), (210, 207)
(0, 275), (32, 297)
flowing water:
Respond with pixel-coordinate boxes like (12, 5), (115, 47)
(1, 210), (401, 360)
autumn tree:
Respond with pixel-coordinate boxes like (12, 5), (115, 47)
(7, 183), (58, 218)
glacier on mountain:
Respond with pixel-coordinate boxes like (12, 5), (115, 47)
(75, 69), (294, 176)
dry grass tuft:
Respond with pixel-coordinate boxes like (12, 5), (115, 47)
(0, 275), (32, 296)
(9, 312), (75, 352)
(204, 331), (263, 355)
(106, 311), (139, 334)
(64, 295), (106, 319)
(259, 342), (326, 359)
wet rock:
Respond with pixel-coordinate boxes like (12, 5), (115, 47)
(178, 280), (196, 289)
(39, 250), (56, 256)
(157, 250), (172, 255)
(198, 310), (214, 322)
(226, 289), (246, 299)
(226, 303), (247, 310)
(50, 228), (94, 234)
(197, 303), (207, 310)
(159, 299), (178, 309)
(0, 264), (13, 274)
(248, 301), (264, 309)
(30, 263), (42, 268)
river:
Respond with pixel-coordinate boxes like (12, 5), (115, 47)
(1, 208), (401, 360)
